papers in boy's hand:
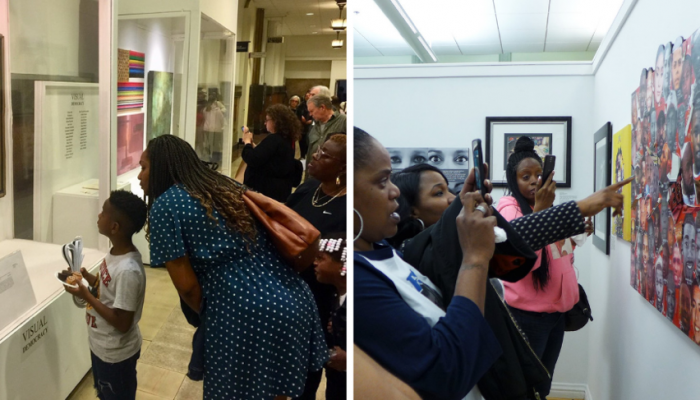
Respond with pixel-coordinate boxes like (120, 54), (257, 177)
(62, 237), (83, 272)
(60, 237), (87, 308)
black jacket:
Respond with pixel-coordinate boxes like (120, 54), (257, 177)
(242, 133), (295, 202)
(402, 199), (550, 400)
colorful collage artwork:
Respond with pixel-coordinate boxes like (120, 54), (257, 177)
(117, 49), (145, 111)
(630, 28), (700, 345)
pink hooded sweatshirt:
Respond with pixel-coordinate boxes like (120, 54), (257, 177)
(496, 196), (580, 313)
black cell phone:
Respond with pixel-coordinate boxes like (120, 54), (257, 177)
(542, 155), (556, 183)
(472, 139), (487, 197)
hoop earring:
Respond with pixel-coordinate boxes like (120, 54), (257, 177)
(354, 208), (364, 241)
(415, 218), (425, 231)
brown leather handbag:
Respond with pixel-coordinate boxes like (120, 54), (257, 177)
(242, 188), (320, 272)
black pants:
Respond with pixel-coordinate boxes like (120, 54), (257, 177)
(325, 368), (346, 400)
(90, 350), (140, 400)
(300, 132), (309, 158)
(180, 297), (205, 378)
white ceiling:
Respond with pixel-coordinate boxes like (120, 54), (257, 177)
(353, 0), (625, 58)
(252, 0), (348, 36)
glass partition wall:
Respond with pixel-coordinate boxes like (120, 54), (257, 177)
(10, 0), (108, 251)
(195, 14), (235, 176)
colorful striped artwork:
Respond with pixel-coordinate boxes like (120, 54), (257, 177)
(129, 51), (145, 79)
(117, 49), (145, 111)
(118, 82), (144, 110)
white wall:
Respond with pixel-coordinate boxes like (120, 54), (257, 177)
(284, 35), (347, 60)
(284, 60), (332, 79)
(589, 0), (700, 399)
(201, 0), (237, 34)
(355, 65), (595, 389)
(118, 19), (178, 74)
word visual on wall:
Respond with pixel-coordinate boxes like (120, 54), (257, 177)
(630, 28), (700, 345)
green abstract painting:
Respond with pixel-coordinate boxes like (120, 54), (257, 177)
(147, 71), (173, 140)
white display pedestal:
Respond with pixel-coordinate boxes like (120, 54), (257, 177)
(0, 239), (105, 400)
(52, 178), (131, 249)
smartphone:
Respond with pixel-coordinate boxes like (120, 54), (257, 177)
(241, 126), (245, 132)
(541, 155), (556, 183)
(471, 139), (487, 198)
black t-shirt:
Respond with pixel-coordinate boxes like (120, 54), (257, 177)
(287, 179), (346, 345)
(286, 179), (346, 234)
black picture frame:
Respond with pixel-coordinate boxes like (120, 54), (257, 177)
(593, 122), (613, 255)
(485, 116), (572, 188)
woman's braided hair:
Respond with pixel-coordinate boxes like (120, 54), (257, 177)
(505, 136), (551, 291)
(144, 135), (256, 243)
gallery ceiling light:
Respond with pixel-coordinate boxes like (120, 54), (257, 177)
(331, 1), (346, 48)
(373, 0), (437, 63)
(331, 18), (347, 31)
(331, 2), (347, 32)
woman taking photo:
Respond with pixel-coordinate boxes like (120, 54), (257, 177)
(354, 127), (630, 399)
(242, 104), (301, 202)
(139, 135), (327, 400)
(388, 164), (456, 250)
(496, 137), (593, 398)
(287, 133), (346, 400)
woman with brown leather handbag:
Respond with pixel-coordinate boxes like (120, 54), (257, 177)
(138, 134), (328, 400)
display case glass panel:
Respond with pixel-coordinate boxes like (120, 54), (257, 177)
(195, 14), (235, 175)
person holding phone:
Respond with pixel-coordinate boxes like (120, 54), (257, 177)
(354, 128), (630, 399)
(495, 137), (593, 397)
(241, 104), (300, 202)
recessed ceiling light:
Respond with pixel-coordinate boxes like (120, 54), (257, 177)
(306, 13), (314, 16)
(312, 32), (318, 34)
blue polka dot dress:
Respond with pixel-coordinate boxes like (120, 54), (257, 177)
(149, 185), (328, 399)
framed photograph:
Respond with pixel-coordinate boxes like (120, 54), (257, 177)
(485, 117), (572, 187)
(593, 122), (612, 255)
(386, 147), (470, 193)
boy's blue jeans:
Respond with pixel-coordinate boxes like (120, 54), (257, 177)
(91, 350), (140, 400)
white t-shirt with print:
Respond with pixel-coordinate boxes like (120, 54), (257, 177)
(86, 251), (146, 363)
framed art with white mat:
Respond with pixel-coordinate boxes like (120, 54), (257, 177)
(485, 116), (572, 188)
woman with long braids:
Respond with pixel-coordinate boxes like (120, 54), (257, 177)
(138, 135), (327, 400)
(286, 133), (346, 400)
(242, 104), (301, 202)
(495, 136), (593, 398)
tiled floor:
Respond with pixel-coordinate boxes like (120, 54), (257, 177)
(67, 267), (326, 400)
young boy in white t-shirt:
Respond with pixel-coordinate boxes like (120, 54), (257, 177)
(64, 190), (147, 400)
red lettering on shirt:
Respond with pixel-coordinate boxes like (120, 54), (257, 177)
(85, 314), (97, 328)
(100, 259), (112, 288)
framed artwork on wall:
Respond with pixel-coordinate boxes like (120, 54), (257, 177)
(386, 147), (470, 193)
(485, 116), (572, 188)
(593, 122), (612, 255)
